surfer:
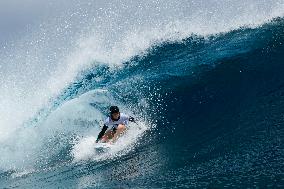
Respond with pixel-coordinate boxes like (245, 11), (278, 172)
(96, 106), (135, 143)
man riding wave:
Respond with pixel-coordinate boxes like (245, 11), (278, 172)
(96, 106), (135, 143)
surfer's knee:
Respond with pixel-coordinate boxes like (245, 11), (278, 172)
(117, 124), (126, 131)
(102, 130), (113, 140)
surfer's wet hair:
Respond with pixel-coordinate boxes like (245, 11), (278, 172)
(110, 106), (119, 114)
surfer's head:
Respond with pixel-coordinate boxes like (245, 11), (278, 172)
(110, 106), (120, 121)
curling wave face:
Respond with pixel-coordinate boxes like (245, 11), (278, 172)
(0, 1), (284, 188)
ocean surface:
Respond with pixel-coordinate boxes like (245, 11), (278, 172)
(0, 1), (284, 188)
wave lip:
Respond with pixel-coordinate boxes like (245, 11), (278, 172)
(1, 0), (283, 137)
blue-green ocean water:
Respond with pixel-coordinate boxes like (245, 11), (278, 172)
(0, 4), (283, 188)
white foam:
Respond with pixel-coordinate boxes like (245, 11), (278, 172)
(71, 120), (149, 162)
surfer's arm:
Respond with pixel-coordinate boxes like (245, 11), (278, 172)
(96, 125), (108, 143)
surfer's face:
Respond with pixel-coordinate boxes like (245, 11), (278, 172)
(111, 112), (120, 120)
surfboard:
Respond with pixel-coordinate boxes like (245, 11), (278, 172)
(94, 143), (112, 153)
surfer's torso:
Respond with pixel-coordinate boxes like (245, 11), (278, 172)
(104, 113), (129, 129)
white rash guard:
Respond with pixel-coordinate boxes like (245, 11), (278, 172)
(104, 113), (130, 130)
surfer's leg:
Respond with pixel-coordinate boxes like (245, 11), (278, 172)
(111, 124), (126, 142)
(101, 130), (115, 143)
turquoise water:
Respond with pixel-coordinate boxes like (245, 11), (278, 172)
(0, 1), (284, 188)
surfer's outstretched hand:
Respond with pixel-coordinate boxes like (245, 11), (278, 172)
(129, 116), (135, 122)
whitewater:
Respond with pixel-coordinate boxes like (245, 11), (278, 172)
(0, 0), (284, 188)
